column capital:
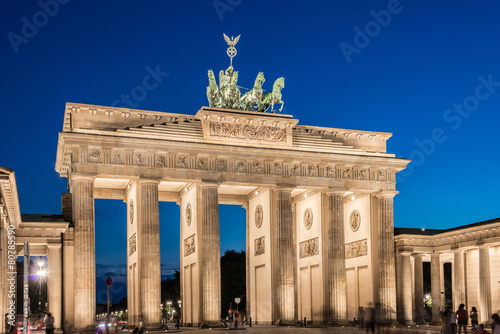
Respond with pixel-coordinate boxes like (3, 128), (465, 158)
(324, 188), (348, 196)
(198, 182), (219, 189)
(274, 185), (294, 193)
(430, 252), (441, 259)
(47, 244), (62, 249)
(412, 253), (424, 259)
(71, 174), (95, 183)
(136, 178), (160, 186)
(374, 190), (399, 199)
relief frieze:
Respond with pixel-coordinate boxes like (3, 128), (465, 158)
(129, 233), (137, 257)
(88, 150), (102, 163)
(299, 237), (319, 258)
(216, 159), (227, 171)
(254, 236), (265, 256)
(345, 239), (368, 259)
(209, 122), (286, 142)
(184, 234), (196, 256)
(176, 156), (187, 168)
(235, 161), (246, 172)
(197, 157), (208, 170)
(326, 166), (335, 178)
(112, 153), (123, 164)
(133, 153), (147, 166)
(156, 155), (167, 167)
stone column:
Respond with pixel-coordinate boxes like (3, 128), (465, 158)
(47, 245), (62, 329)
(430, 253), (441, 325)
(376, 192), (397, 323)
(71, 175), (96, 330)
(453, 250), (465, 310)
(326, 190), (347, 323)
(0, 214), (5, 333)
(63, 229), (75, 331)
(137, 179), (161, 328)
(199, 183), (221, 324)
(273, 188), (295, 323)
(478, 245), (491, 323)
(243, 202), (251, 320)
(413, 254), (424, 324)
(399, 253), (414, 325)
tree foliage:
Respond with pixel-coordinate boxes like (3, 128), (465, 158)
(221, 250), (246, 317)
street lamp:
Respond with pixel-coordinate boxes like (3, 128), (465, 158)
(36, 259), (47, 317)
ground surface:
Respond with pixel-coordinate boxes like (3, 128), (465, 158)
(112, 324), (447, 334)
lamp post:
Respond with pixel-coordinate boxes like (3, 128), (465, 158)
(167, 301), (172, 323)
(36, 258), (47, 317)
(178, 300), (182, 327)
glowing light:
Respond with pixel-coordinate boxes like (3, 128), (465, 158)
(185, 187), (188, 192)
(305, 194), (308, 198)
(351, 196), (355, 200)
(255, 191), (258, 195)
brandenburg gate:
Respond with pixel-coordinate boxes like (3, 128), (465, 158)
(54, 100), (409, 330)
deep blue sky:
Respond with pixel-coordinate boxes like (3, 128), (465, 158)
(2, 0), (500, 302)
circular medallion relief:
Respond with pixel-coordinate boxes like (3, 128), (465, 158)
(304, 208), (313, 230)
(186, 203), (192, 226)
(350, 210), (361, 232)
(255, 205), (263, 228)
(129, 200), (134, 224)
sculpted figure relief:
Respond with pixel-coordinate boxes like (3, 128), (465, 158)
(255, 236), (265, 256)
(184, 234), (196, 256)
(299, 238), (319, 258)
(345, 239), (368, 259)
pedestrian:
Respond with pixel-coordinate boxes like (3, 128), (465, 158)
(457, 304), (468, 334)
(491, 314), (500, 334)
(366, 303), (375, 334)
(44, 313), (54, 334)
(474, 324), (490, 334)
(358, 307), (365, 330)
(4, 314), (10, 334)
(470, 307), (479, 329)
(442, 308), (452, 334)
(450, 307), (458, 334)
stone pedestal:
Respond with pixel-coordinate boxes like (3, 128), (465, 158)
(137, 180), (161, 328)
(478, 246), (491, 323)
(430, 253), (441, 325)
(327, 191), (347, 323)
(71, 176), (96, 331)
(273, 188), (295, 324)
(199, 183), (221, 324)
(47, 245), (62, 329)
(376, 192), (397, 323)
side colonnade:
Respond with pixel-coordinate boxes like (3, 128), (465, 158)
(395, 222), (500, 326)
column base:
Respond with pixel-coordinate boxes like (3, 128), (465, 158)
(331, 320), (349, 326)
(200, 321), (223, 328)
(73, 326), (98, 333)
(276, 319), (297, 326)
(143, 323), (163, 330)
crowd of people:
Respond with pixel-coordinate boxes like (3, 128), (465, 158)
(440, 304), (500, 334)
